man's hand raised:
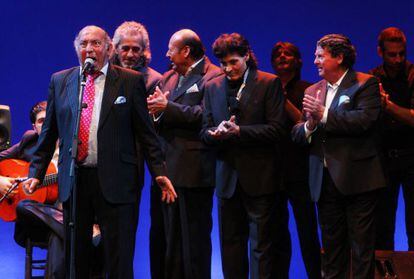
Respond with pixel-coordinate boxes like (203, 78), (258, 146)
(208, 115), (240, 140)
(147, 86), (170, 115)
(303, 94), (325, 122)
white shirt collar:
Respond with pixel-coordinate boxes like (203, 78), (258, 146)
(327, 69), (348, 89)
(185, 57), (204, 76)
(100, 62), (109, 76)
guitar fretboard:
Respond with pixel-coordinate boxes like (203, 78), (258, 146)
(40, 173), (58, 188)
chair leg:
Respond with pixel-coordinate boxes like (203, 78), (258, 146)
(25, 238), (33, 279)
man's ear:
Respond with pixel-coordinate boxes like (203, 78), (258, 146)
(113, 45), (119, 55)
(336, 53), (344, 66)
(244, 53), (250, 63)
(183, 45), (191, 58)
(107, 42), (114, 53)
(377, 46), (383, 58)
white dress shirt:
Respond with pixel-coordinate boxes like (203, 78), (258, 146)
(79, 63), (108, 166)
(321, 70), (348, 124)
(305, 70), (348, 139)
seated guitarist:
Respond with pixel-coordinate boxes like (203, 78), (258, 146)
(0, 101), (52, 198)
(0, 101), (66, 277)
(0, 101), (104, 278)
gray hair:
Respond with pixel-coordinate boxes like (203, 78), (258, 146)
(113, 21), (151, 65)
(73, 25), (112, 56)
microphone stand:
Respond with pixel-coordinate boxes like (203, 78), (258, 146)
(68, 70), (88, 279)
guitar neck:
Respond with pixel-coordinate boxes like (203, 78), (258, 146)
(39, 173), (58, 189)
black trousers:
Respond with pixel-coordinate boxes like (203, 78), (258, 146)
(318, 170), (377, 279)
(150, 184), (166, 279)
(63, 167), (139, 279)
(276, 182), (321, 279)
(375, 163), (414, 250)
(163, 187), (214, 279)
(271, 195), (290, 279)
(218, 185), (279, 279)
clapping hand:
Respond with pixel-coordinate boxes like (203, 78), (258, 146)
(147, 86), (170, 115)
(379, 83), (390, 109)
(208, 115), (240, 140)
(303, 93), (324, 122)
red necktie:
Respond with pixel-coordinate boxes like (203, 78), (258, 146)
(77, 72), (100, 162)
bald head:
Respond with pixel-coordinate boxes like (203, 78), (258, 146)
(74, 26), (111, 53)
(170, 29), (205, 61)
(73, 25), (113, 72)
(172, 29), (199, 43)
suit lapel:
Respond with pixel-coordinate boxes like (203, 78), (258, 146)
(171, 74), (202, 101)
(238, 69), (257, 109)
(162, 73), (179, 96)
(214, 78), (231, 123)
(66, 67), (81, 118)
(330, 70), (356, 109)
(99, 65), (120, 129)
(170, 59), (206, 101)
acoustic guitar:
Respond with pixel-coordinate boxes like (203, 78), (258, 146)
(0, 159), (58, 221)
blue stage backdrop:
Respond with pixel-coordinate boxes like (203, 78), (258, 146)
(0, 1), (412, 278)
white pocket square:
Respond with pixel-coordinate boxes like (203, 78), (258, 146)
(114, 96), (126, 104)
(338, 95), (350, 106)
(185, 84), (199, 94)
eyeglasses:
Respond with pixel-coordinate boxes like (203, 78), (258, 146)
(79, 40), (103, 49)
(119, 45), (141, 53)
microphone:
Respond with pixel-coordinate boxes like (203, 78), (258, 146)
(81, 58), (95, 75)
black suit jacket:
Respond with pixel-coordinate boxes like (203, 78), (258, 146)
(29, 64), (166, 203)
(156, 57), (222, 188)
(110, 56), (162, 96)
(140, 66), (162, 96)
(0, 130), (38, 162)
(202, 69), (287, 198)
(283, 78), (312, 184)
(131, 66), (162, 186)
(292, 70), (386, 201)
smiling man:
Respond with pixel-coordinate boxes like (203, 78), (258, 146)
(147, 29), (221, 279)
(112, 21), (162, 96)
(369, 27), (414, 252)
(202, 33), (287, 279)
(292, 34), (386, 278)
(111, 22), (164, 278)
(22, 25), (176, 278)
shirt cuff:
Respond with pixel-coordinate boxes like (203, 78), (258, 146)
(321, 107), (329, 124)
(153, 112), (164, 122)
(304, 121), (317, 143)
